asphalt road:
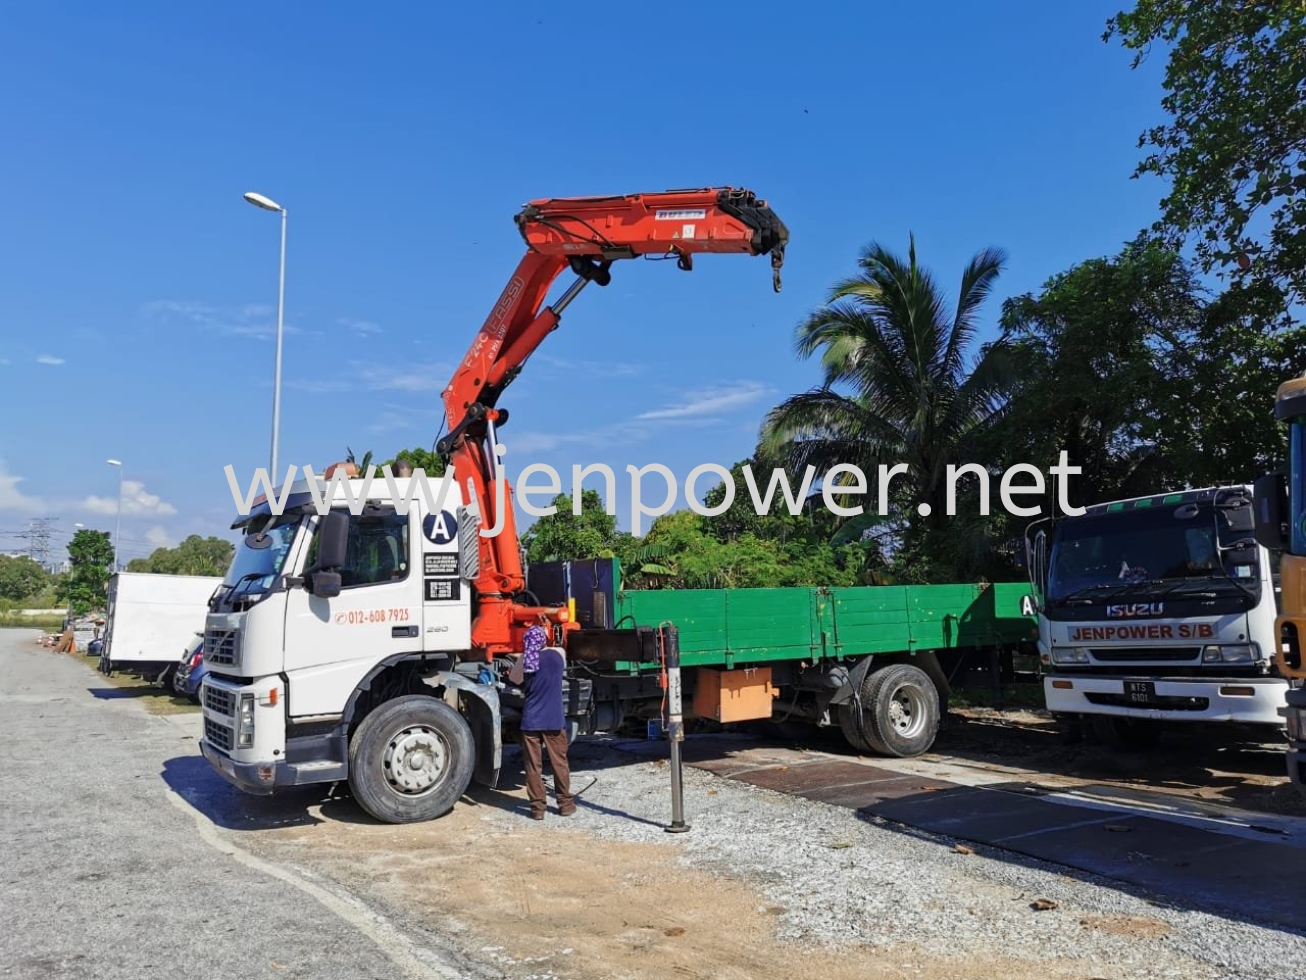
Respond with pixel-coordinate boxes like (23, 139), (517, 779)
(0, 630), (471, 980)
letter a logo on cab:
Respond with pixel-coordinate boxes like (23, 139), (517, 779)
(1020, 594), (1037, 616)
(423, 509), (458, 546)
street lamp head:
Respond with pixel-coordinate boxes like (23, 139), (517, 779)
(106, 459), (122, 466)
(244, 191), (284, 212)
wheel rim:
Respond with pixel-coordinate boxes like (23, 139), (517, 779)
(383, 725), (449, 796)
(886, 685), (928, 739)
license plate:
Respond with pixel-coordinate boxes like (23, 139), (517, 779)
(1124, 680), (1155, 704)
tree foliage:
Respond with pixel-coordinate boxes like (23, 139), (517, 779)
(1106, 1), (1306, 306)
(990, 238), (1306, 510)
(126, 535), (235, 576)
(382, 446), (446, 476)
(758, 235), (1015, 579)
(0, 555), (51, 602)
(56, 529), (114, 614)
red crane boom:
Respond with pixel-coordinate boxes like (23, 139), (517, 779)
(436, 187), (789, 658)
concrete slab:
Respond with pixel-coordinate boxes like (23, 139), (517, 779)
(798, 776), (957, 808)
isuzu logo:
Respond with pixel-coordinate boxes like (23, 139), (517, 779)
(1106, 602), (1164, 618)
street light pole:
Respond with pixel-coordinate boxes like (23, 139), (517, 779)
(106, 460), (123, 572)
(244, 191), (288, 480)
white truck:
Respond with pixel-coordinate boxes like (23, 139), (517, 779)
(195, 186), (794, 824)
(101, 571), (223, 681)
(1025, 484), (1287, 747)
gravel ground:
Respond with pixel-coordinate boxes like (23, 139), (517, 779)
(12, 628), (1305, 980)
(527, 737), (1306, 980)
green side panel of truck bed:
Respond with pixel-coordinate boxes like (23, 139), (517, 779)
(613, 582), (1035, 671)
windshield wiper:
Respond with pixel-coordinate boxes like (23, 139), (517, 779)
(1053, 583), (1141, 605)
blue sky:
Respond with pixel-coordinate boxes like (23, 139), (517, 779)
(0, 2), (1171, 565)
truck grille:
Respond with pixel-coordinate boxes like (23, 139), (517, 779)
(205, 628), (238, 666)
(204, 686), (236, 716)
(205, 717), (234, 751)
(1089, 647), (1201, 663)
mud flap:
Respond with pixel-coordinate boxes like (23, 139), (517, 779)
(422, 672), (502, 789)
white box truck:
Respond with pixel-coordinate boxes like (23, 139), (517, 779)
(100, 571), (222, 682)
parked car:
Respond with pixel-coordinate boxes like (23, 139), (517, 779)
(172, 633), (206, 702)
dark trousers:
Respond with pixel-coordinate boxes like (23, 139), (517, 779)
(520, 729), (573, 814)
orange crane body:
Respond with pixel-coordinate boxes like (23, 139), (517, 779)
(437, 187), (789, 659)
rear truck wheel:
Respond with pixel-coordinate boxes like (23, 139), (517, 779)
(1091, 715), (1164, 750)
(839, 662), (941, 758)
(346, 694), (476, 824)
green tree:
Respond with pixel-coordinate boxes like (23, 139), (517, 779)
(126, 535), (235, 576)
(1105, 1), (1306, 306)
(56, 529), (114, 615)
(520, 489), (628, 563)
(990, 238), (1201, 510)
(382, 446), (446, 476)
(990, 239), (1306, 517)
(759, 235), (1014, 578)
(0, 555), (51, 602)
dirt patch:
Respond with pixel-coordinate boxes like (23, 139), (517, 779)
(248, 804), (1147, 980)
(1077, 914), (1172, 940)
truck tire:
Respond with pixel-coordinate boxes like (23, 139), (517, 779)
(347, 694), (476, 824)
(839, 662), (940, 758)
(1091, 715), (1163, 750)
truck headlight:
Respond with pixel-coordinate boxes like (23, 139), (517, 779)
(1203, 644), (1256, 663)
(1051, 647), (1089, 664)
(237, 693), (255, 748)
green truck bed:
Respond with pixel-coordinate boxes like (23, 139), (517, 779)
(614, 582), (1036, 669)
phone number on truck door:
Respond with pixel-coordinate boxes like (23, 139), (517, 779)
(334, 608), (410, 625)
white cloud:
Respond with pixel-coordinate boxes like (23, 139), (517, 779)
(340, 317), (382, 336)
(358, 362), (451, 392)
(289, 362), (453, 395)
(145, 525), (174, 549)
(83, 479), (177, 517)
(0, 465), (45, 513)
(535, 354), (642, 379)
(143, 299), (302, 341)
(36, 355), (65, 366)
(285, 378), (355, 394)
(634, 381), (772, 421)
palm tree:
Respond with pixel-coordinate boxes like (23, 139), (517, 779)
(759, 235), (1014, 538)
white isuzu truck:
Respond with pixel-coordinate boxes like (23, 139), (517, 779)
(1025, 485), (1287, 747)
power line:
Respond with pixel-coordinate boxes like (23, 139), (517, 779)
(24, 518), (56, 571)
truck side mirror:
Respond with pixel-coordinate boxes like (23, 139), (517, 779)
(317, 511), (350, 569)
(307, 511), (349, 598)
(1252, 472), (1288, 551)
(311, 570), (342, 598)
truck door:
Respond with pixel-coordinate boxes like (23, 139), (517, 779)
(281, 505), (425, 717)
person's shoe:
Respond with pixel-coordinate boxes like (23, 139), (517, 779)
(557, 802), (576, 816)
(529, 810), (545, 821)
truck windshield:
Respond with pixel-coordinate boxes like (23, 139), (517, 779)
(222, 513), (302, 597)
(1047, 502), (1258, 605)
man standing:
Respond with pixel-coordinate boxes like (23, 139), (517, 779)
(510, 624), (575, 820)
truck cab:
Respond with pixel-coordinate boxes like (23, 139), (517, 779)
(1026, 485), (1287, 747)
(198, 467), (507, 822)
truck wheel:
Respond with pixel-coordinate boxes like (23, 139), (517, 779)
(841, 663), (941, 757)
(347, 695), (475, 824)
(1090, 716), (1163, 750)
(837, 703), (874, 753)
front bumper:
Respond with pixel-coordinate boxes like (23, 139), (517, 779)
(200, 740), (346, 795)
(200, 740), (282, 795)
(1043, 674), (1288, 725)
